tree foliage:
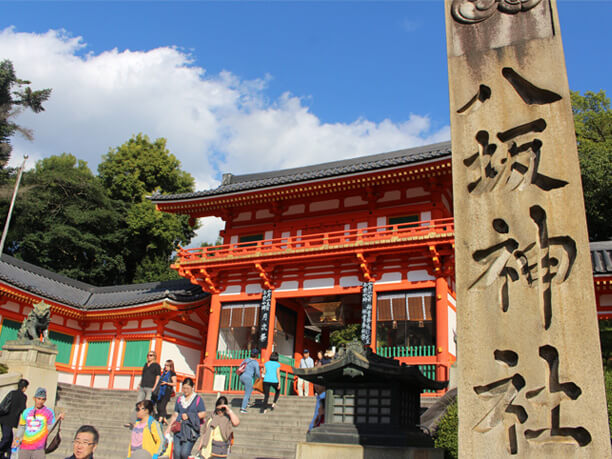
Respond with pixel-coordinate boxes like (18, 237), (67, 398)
(571, 90), (612, 241)
(98, 134), (196, 283)
(0, 60), (51, 168)
(330, 324), (362, 347)
(4, 134), (196, 286)
(6, 154), (126, 285)
(433, 401), (458, 459)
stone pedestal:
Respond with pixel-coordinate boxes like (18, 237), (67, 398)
(0, 341), (59, 408)
(296, 442), (444, 459)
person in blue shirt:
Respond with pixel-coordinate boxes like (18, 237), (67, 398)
(261, 351), (281, 414)
(239, 349), (261, 413)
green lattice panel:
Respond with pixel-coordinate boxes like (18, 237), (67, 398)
(0, 319), (20, 349)
(49, 331), (74, 364)
(123, 340), (150, 368)
(85, 341), (110, 367)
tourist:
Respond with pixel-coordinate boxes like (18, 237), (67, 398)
(315, 351), (324, 366)
(297, 349), (314, 396)
(0, 378), (28, 459)
(164, 378), (206, 459)
(238, 349), (260, 413)
(154, 360), (177, 424)
(64, 425), (99, 459)
(127, 400), (164, 459)
(127, 350), (161, 427)
(13, 387), (64, 459)
(196, 396), (240, 458)
(260, 351), (281, 414)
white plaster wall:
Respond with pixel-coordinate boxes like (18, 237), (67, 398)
(256, 209), (274, 219)
(407, 270), (435, 282)
(377, 272), (402, 284)
(221, 285), (242, 296)
(376, 216), (386, 228)
(167, 321), (200, 338)
(340, 276), (361, 287)
(379, 190), (401, 202)
(108, 341), (115, 370)
(113, 374), (132, 390)
(310, 199), (339, 212)
(75, 374), (90, 387)
(234, 211), (251, 222)
(277, 281), (299, 292)
(264, 230), (273, 241)
(600, 294), (612, 307)
(2, 302), (20, 313)
(357, 222), (368, 229)
(441, 194), (450, 212)
(344, 195), (367, 207)
(71, 337), (81, 366)
(50, 315), (63, 325)
(304, 278), (334, 290)
(420, 211), (432, 223)
(283, 204), (305, 216)
(164, 330), (200, 346)
(67, 319), (80, 329)
(447, 294), (456, 308)
(57, 372), (73, 384)
(141, 319), (156, 329)
(93, 374), (109, 389)
(115, 340), (124, 369)
(230, 235), (238, 245)
(245, 284), (262, 294)
(102, 322), (115, 330)
(405, 187), (428, 198)
(448, 307), (457, 357)
(161, 341), (199, 375)
(125, 321), (139, 329)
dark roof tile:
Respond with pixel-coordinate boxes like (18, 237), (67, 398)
(150, 141), (452, 202)
(591, 241), (612, 276)
(0, 255), (208, 310)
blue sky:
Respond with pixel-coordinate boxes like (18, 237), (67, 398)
(0, 1), (609, 243)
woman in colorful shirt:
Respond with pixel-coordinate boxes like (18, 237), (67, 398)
(260, 352), (281, 414)
(128, 400), (164, 459)
(164, 378), (206, 459)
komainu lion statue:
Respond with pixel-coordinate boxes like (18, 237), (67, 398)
(17, 300), (51, 343)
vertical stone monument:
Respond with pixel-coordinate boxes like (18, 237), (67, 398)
(444, 1), (611, 457)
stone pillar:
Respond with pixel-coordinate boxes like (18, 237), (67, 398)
(0, 342), (59, 408)
(435, 276), (449, 384)
(444, 1), (610, 457)
(202, 294), (221, 392)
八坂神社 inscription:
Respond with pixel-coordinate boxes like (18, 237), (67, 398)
(445, 0), (611, 456)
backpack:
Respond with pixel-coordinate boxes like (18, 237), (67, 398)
(236, 359), (249, 376)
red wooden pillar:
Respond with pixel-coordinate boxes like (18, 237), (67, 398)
(202, 294), (222, 391)
(294, 306), (305, 362)
(264, 293), (277, 360)
(435, 276), (450, 383)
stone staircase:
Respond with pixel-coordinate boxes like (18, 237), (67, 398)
(47, 383), (313, 459)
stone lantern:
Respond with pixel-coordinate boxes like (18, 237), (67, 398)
(294, 341), (446, 450)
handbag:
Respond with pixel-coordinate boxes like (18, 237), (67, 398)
(170, 420), (181, 434)
(253, 377), (264, 394)
(45, 419), (61, 454)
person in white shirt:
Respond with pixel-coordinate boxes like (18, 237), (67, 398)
(297, 349), (314, 396)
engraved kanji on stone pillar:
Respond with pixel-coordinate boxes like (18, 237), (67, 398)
(445, 0), (611, 457)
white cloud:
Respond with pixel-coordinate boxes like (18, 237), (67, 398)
(0, 27), (449, 246)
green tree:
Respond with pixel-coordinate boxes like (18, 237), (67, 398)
(6, 154), (126, 285)
(571, 90), (612, 241)
(0, 60), (51, 169)
(330, 324), (362, 347)
(98, 134), (196, 283)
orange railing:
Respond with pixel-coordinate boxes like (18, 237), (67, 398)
(176, 218), (454, 264)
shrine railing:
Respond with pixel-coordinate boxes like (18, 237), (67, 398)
(176, 217), (454, 265)
(376, 345), (436, 358)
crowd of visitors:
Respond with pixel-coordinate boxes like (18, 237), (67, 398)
(0, 347), (333, 458)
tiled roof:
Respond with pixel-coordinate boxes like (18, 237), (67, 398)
(0, 255), (208, 310)
(591, 241), (612, 276)
(149, 141), (452, 202)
